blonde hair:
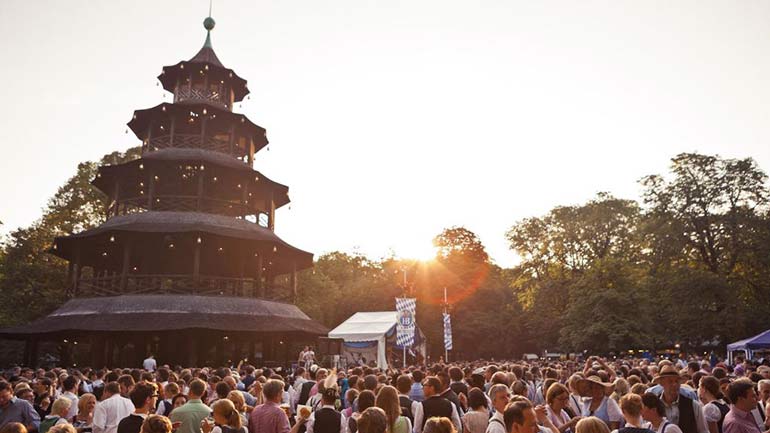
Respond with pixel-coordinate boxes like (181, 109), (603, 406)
(546, 383), (569, 405)
(424, 417), (456, 433)
(212, 398), (242, 429)
(227, 390), (245, 412)
(51, 397), (72, 416)
(48, 425), (76, 433)
(140, 415), (172, 433)
(619, 394), (642, 417)
(575, 417), (611, 433)
(77, 394), (96, 415)
(374, 386), (401, 432)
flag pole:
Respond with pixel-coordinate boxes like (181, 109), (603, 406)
(444, 287), (448, 363)
(403, 267), (408, 369)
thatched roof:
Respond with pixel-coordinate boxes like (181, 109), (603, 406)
(0, 295), (328, 337)
(52, 211), (313, 273)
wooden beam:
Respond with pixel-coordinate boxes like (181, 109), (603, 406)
(147, 169), (155, 210)
(197, 169), (205, 211)
(256, 254), (264, 298)
(119, 240), (132, 292)
(291, 261), (298, 303)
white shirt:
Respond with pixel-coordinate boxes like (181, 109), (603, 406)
(485, 411), (505, 433)
(93, 394), (135, 433)
(63, 391), (80, 420)
(650, 418), (684, 433)
(306, 405), (347, 433)
(412, 398), (462, 433)
(143, 357), (157, 372)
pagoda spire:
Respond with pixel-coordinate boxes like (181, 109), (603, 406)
(190, 12), (224, 68)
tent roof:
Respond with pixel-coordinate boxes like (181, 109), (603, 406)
(727, 329), (770, 351)
(328, 311), (397, 342)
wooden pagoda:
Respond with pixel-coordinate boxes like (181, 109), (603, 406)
(0, 16), (327, 368)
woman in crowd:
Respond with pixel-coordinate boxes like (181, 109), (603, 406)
(575, 417), (610, 433)
(349, 390), (377, 433)
(547, 383), (582, 433)
(201, 399), (246, 433)
(41, 398), (73, 433)
(578, 377), (622, 430)
(697, 376), (728, 433)
(140, 415), (172, 433)
(640, 394), (682, 433)
(171, 394), (189, 411)
(35, 393), (52, 420)
(461, 388), (489, 433)
(375, 386), (412, 433)
(358, 407), (389, 433)
(343, 389), (359, 418)
(424, 417), (457, 433)
(611, 380), (630, 404)
(73, 394), (96, 432)
(226, 390), (249, 431)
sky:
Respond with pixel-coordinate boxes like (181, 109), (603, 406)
(1, 0), (769, 267)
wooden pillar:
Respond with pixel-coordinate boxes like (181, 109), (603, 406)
(113, 180), (121, 218)
(248, 138), (254, 167)
(291, 261), (298, 303)
(266, 191), (275, 231)
(197, 170), (205, 211)
(193, 239), (201, 291)
(147, 169), (155, 210)
(200, 116), (208, 148)
(241, 182), (249, 217)
(256, 255), (264, 298)
(238, 255), (245, 296)
(169, 117), (176, 147)
(228, 125), (236, 156)
(72, 247), (82, 297)
(120, 240), (132, 292)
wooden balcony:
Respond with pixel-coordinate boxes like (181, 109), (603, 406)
(144, 134), (232, 155)
(76, 274), (266, 298)
(114, 195), (253, 217)
(174, 87), (228, 110)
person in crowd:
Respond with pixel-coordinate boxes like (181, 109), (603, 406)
(650, 366), (707, 433)
(0, 381), (41, 432)
(567, 376), (584, 418)
(460, 389), (488, 433)
(61, 378), (80, 422)
(139, 416), (171, 433)
(49, 425), (77, 433)
(73, 394), (96, 432)
(169, 380), (210, 433)
(411, 373), (425, 404)
(117, 382), (158, 433)
(349, 390), (376, 433)
(578, 377), (622, 430)
(612, 381), (631, 405)
(142, 356), (157, 374)
(396, 377), (414, 423)
(40, 398), (73, 433)
(486, 384), (510, 433)
(697, 377), (728, 433)
(413, 377), (461, 433)
(201, 399), (245, 433)
(35, 393), (53, 420)
(357, 408), (388, 433)
(226, 391), (249, 430)
(546, 384), (581, 433)
(171, 396), (188, 412)
(425, 417), (457, 433)
(117, 378), (136, 401)
(437, 374), (464, 419)
(376, 385), (412, 433)
(449, 369), (469, 401)
(249, 379), (305, 433)
(305, 387), (345, 433)
(0, 423), (28, 433)
(615, 394), (653, 433)
(92, 382), (134, 433)
(641, 393), (682, 433)
(503, 400), (539, 433)
(345, 390), (360, 419)
(156, 384), (179, 417)
(575, 418), (610, 433)
(723, 381), (762, 433)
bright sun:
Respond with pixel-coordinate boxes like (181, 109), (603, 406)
(397, 241), (437, 261)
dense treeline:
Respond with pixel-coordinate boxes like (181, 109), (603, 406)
(1, 151), (768, 360)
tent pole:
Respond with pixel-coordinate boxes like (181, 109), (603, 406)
(403, 346), (406, 368)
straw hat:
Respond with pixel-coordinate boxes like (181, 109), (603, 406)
(652, 365), (686, 385)
(577, 375), (614, 395)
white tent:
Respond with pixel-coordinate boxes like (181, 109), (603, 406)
(328, 311), (425, 369)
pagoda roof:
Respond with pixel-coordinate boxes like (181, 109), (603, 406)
(52, 211), (313, 273)
(92, 149), (291, 209)
(128, 103), (268, 151)
(0, 295), (328, 337)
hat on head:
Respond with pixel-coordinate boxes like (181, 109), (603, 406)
(652, 365), (686, 385)
(577, 375), (614, 395)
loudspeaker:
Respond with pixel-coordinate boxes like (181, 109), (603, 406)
(317, 337), (343, 355)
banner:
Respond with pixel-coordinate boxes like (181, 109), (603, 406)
(443, 312), (453, 351)
(395, 298), (416, 347)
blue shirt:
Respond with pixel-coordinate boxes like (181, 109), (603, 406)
(409, 383), (425, 402)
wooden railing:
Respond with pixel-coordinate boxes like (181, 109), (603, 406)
(77, 274), (265, 297)
(111, 195), (251, 217)
(143, 134), (232, 155)
(174, 88), (228, 110)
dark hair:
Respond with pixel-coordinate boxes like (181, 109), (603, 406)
(0, 381), (13, 393)
(129, 382), (156, 408)
(641, 393), (665, 417)
(712, 367), (727, 380)
(470, 374), (485, 390)
(105, 382), (120, 395)
(118, 375), (135, 390)
(364, 375), (378, 391)
(358, 390), (376, 412)
(215, 381), (231, 399)
(63, 376), (78, 391)
(0, 422), (28, 433)
(171, 394), (188, 407)
(700, 376), (724, 400)
(189, 379), (206, 397)
(396, 375), (412, 394)
(687, 362), (700, 372)
(412, 370), (424, 383)
(140, 414), (172, 433)
(504, 400), (533, 432)
(423, 377), (443, 392)
(358, 407), (388, 433)
(449, 367), (463, 382)
(468, 388), (488, 410)
(728, 381), (755, 405)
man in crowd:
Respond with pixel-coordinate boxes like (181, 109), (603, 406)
(60, 376), (79, 421)
(651, 365), (708, 433)
(250, 379), (305, 433)
(413, 376), (461, 433)
(305, 388), (346, 433)
(170, 379), (210, 433)
(0, 380), (40, 432)
(487, 384), (511, 433)
(723, 380), (763, 433)
(93, 382), (134, 433)
(504, 400), (539, 433)
(117, 382), (158, 433)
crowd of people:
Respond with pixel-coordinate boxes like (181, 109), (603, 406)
(1, 354), (769, 433)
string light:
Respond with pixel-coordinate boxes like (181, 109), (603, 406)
(109, 235), (115, 242)
(102, 252), (108, 257)
(162, 106), (166, 112)
(197, 237), (202, 244)
(139, 164), (144, 170)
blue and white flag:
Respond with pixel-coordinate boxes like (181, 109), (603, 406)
(443, 312), (453, 351)
(395, 298), (416, 347)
